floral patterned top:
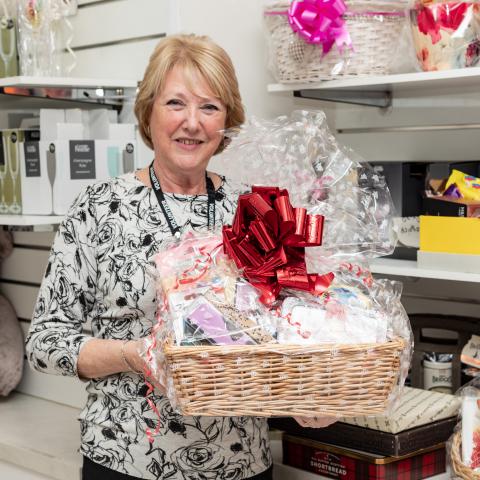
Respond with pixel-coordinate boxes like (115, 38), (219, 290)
(26, 172), (271, 480)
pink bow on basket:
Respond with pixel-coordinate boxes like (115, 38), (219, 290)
(287, 0), (353, 54)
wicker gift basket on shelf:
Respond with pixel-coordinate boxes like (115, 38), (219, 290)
(164, 337), (407, 417)
(451, 431), (480, 480)
(264, 0), (409, 83)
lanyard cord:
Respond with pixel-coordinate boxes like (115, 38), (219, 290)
(149, 161), (216, 238)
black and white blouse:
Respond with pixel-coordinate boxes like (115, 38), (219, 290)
(26, 172), (272, 480)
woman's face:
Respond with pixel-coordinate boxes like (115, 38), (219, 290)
(149, 65), (227, 177)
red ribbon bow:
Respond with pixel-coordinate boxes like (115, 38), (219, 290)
(223, 186), (334, 305)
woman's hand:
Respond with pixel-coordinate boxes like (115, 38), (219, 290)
(294, 416), (337, 428)
(124, 339), (167, 395)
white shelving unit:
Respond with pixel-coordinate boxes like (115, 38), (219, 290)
(0, 76), (137, 227)
(268, 67), (480, 107)
(0, 75), (137, 108)
(268, 66), (480, 93)
(0, 76), (137, 89)
(0, 215), (64, 226)
(371, 258), (480, 283)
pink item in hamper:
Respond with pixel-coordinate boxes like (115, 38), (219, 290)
(410, 1), (480, 71)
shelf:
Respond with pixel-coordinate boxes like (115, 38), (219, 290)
(371, 258), (480, 283)
(0, 215), (63, 226)
(0, 76), (137, 109)
(268, 67), (480, 107)
(268, 67), (480, 93)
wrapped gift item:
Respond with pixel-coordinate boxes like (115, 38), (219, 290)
(343, 387), (461, 433)
(410, 0), (480, 71)
(216, 110), (396, 263)
(448, 379), (480, 479)
(264, 0), (410, 82)
(140, 110), (411, 442)
(143, 230), (410, 421)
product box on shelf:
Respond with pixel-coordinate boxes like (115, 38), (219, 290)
(20, 138), (54, 215)
(282, 434), (446, 480)
(51, 139), (136, 215)
(426, 162), (480, 182)
(0, 128), (36, 215)
(419, 215), (480, 255)
(423, 196), (480, 218)
(270, 387), (460, 456)
(270, 417), (456, 457)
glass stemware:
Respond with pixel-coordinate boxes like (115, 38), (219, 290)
(6, 132), (21, 214)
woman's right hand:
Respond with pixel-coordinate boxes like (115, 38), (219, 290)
(125, 339), (167, 395)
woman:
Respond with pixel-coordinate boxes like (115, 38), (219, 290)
(26, 34), (333, 480)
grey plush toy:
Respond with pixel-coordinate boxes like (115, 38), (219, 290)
(0, 230), (24, 396)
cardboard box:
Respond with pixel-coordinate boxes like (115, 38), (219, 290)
(51, 139), (136, 215)
(340, 387), (460, 433)
(420, 215), (480, 255)
(423, 196), (480, 218)
(283, 435), (446, 480)
(269, 416), (456, 457)
(427, 161), (480, 181)
(20, 139), (54, 215)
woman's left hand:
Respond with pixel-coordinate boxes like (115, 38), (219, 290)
(294, 416), (337, 428)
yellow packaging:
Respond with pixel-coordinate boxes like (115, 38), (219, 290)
(420, 215), (480, 255)
(445, 169), (480, 201)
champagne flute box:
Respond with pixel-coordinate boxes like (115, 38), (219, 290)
(20, 137), (53, 215)
(50, 139), (136, 215)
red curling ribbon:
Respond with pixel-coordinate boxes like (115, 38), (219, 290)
(223, 186), (334, 304)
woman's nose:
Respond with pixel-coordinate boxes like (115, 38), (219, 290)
(183, 106), (200, 132)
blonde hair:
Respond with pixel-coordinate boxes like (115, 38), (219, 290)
(135, 34), (245, 152)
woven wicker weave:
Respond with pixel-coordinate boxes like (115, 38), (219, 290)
(165, 337), (406, 417)
(264, 1), (409, 82)
(451, 431), (480, 480)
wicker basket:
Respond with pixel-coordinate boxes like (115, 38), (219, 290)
(264, 1), (408, 82)
(165, 337), (406, 417)
(451, 431), (480, 480)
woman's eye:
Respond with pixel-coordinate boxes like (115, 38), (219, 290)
(202, 104), (220, 112)
(166, 99), (184, 107)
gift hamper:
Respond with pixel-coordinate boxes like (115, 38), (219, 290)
(264, 0), (409, 82)
(142, 110), (412, 424)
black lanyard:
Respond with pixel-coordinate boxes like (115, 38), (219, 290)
(149, 161), (216, 238)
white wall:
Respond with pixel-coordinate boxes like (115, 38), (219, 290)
(175, 0), (296, 119)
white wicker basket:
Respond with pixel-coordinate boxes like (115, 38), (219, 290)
(264, 0), (409, 82)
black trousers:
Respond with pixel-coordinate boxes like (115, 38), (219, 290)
(82, 456), (273, 480)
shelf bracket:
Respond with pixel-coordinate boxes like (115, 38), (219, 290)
(294, 88), (392, 108)
(0, 85), (137, 112)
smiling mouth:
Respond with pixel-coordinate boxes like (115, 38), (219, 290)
(175, 138), (204, 145)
